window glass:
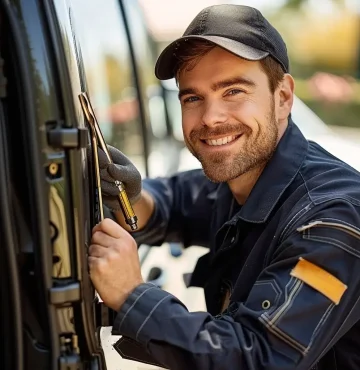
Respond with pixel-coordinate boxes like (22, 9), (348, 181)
(123, 0), (183, 177)
(70, 0), (147, 177)
(122, 0), (168, 138)
(162, 79), (184, 142)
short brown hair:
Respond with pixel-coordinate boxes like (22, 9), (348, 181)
(174, 39), (284, 93)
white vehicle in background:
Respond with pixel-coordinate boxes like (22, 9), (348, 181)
(161, 78), (360, 173)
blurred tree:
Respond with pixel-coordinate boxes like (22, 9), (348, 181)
(104, 53), (133, 103)
(282, 0), (307, 8)
(282, 0), (345, 9)
(275, 0), (360, 129)
(294, 12), (359, 74)
(270, 0), (360, 77)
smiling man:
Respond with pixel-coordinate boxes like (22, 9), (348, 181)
(88, 4), (360, 370)
(176, 43), (289, 199)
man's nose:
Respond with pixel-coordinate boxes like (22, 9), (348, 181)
(201, 100), (227, 127)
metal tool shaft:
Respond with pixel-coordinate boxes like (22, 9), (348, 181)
(90, 127), (104, 221)
(78, 92), (138, 230)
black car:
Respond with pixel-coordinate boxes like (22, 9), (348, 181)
(0, 0), (172, 369)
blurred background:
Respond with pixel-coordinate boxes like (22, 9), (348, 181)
(140, 0), (360, 128)
(69, 0), (360, 178)
(65, 1), (359, 367)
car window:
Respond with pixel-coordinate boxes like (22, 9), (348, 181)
(122, 0), (168, 142)
(162, 79), (184, 142)
(121, 0), (158, 92)
(70, 0), (147, 177)
(122, 0), (170, 160)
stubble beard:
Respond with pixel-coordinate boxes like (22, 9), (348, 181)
(184, 107), (279, 183)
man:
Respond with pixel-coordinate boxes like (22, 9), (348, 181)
(88, 5), (360, 369)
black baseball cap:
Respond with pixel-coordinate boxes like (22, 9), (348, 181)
(155, 4), (289, 80)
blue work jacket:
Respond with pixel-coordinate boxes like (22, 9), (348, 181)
(112, 120), (360, 370)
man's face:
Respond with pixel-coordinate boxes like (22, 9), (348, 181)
(178, 46), (280, 183)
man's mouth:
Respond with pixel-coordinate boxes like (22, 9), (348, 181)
(203, 135), (240, 146)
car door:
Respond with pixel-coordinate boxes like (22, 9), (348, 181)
(50, 0), (156, 362)
(0, 0), (116, 368)
(1, 0), (155, 367)
(51, 0), (157, 365)
(0, 64), (23, 370)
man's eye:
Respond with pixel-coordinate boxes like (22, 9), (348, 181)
(226, 89), (243, 96)
(183, 96), (199, 103)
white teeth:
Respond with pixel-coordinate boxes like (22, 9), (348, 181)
(205, 136), (237, 146)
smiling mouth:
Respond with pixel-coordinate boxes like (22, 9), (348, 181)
(202, 135), (241, 146)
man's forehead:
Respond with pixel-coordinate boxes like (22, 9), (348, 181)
(178, 59), (263, 91)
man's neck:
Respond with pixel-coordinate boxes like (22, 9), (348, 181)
(227, 163), (267, 205)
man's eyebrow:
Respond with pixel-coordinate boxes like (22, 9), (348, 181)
(211, 76), (257, 91)
(178, 76), (257, 100)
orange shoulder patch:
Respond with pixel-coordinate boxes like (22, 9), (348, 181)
(290, 257), (347, 305)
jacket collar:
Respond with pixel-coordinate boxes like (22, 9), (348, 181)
(237, 119), (308, 223)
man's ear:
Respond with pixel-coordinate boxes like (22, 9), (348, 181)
(278, 74), (295, 121)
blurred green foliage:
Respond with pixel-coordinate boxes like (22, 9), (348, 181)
(268, 0), (360, 128)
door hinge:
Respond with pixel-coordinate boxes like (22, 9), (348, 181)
(47, 120), (88, 149)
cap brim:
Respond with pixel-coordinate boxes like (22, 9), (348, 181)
(155, 35), (269, 80)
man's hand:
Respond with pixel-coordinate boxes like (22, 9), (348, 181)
(97, 145), (142, 211)
(88, 218), (144, 311)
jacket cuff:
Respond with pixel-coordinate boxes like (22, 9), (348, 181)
(113, 283), (172, 344)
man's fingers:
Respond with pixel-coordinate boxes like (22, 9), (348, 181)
(88, 255), (98, 267)
(88, 244), (108, 258)
(92, 218), (125, 238)
(88, 255), (107, 276)
(91, 230), (118, 248)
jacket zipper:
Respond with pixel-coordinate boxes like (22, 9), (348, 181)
(297, 220), (360, 240)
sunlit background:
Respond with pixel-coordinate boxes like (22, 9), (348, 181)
(139, 0), (360, 128)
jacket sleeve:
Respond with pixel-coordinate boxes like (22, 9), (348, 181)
(131, 169), (215, 248)
(113, 202), (360, 370)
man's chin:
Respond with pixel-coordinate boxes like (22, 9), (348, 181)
(201, 166), (238, 183)
(190, 150), (238, 182)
